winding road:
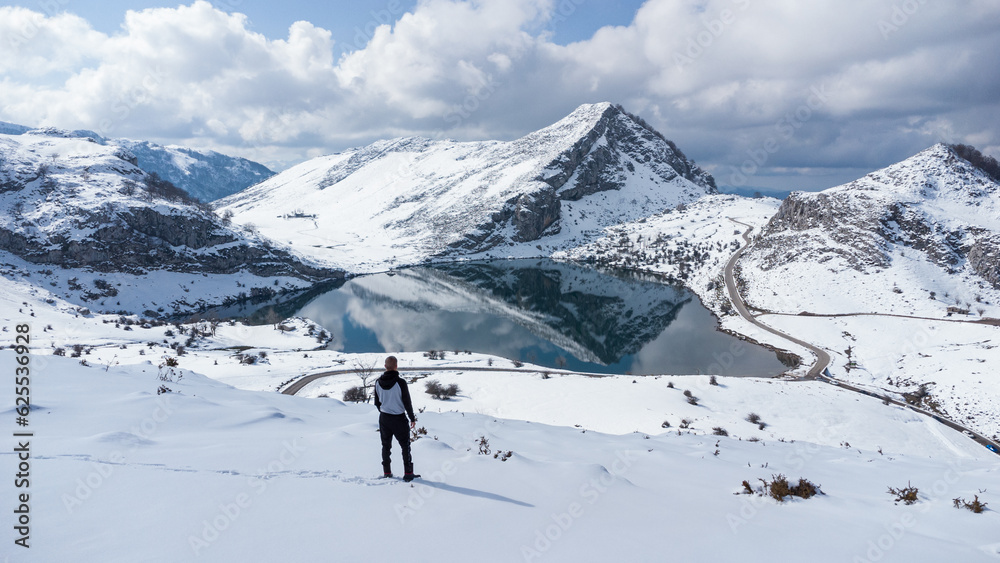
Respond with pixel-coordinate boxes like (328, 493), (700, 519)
(724, 218), (1000, 455)
(724, 219), (831, 379)
(280, 365), (600, 396)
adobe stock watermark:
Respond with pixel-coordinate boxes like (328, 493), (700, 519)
(878, 0), (929, 40)
(727, 420), (839, 534)
(98, 66), (166, 136)
(338, 0), (406, 56)
(61, 395), (175, 513)
(188, 439), (306, 556)
(394, 418), (503, 522)
(861, 323), (934, 381)
(673, 0), (751, 71)
(852, 459), (965, 562)
(208, 0), (244, 14)
(728, 80), (837, 187)
(520, 449), (639, 561)
(5, 0), (72, 53)
(442, 71), (500, 130)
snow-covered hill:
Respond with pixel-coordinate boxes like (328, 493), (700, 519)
(0, 130), (337, 316)
(217, 102), (716, 272)
(0, 122), (273, 202)
(5, 338), (999, 562)
(726, 144), (1000, 439)
(741, 143), (1000, 317)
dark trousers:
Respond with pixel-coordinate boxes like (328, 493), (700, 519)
(379, 413), (412, 475)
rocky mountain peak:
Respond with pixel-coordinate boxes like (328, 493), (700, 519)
(218, 103), (717, 270)
(753, 143), (1000, 288)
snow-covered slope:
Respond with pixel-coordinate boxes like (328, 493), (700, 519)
(217, 103), (716, 272)
(0, 123), (273, 202)
(115, 138), (274, 202)
(726, 144), (1000, 439)
(7, 343), (1000, 562)
(0, 120), (31, 135)
(0, 130), (337, 316)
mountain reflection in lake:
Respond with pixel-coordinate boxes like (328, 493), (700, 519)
(292, 260), (788, 376)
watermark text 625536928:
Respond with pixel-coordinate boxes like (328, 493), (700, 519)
(12, 323), (34, 549)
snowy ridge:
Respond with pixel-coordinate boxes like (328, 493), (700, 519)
(742, 143), (1000, 315)
(217, 103), (716, 273)
(0, 122), (273, 202)
(0, 131), (337, 316)
(730, 144), (1000, 439)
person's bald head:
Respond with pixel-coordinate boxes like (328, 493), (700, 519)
(384, 356), (398, 370)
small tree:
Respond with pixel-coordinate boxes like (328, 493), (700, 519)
(351, 359), (379, 403)
(343, 386), (367, 403)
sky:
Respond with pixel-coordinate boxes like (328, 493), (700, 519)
(1, 0), (999, 193)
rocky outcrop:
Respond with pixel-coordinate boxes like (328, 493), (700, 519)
(756, 191), (891, 271)
(969, 235), (1000, 288)
(448, 105), (716, 252)
(750, 144), (1000, 290)
(121, 207), (235, 249)
(0, 211), (334, 280)
(540, 104), (716, 201)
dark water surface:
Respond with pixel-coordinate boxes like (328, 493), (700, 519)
(291, 260), (787, 376)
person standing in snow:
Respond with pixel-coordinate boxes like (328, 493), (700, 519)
(373, 356), (418, 481)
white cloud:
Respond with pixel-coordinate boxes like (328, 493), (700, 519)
(1, 0), (998, 183)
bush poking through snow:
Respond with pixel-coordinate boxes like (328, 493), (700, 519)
(747, 474), (821, 502)
(887, 482), (919, 505)
(410, 426), (428, 444)
(477, 436), (491, 455)
(953, 496), (988, 514)
(712, 426), (729, 436)
(343, 386), (367, 403)
(425, 380), (460, 400)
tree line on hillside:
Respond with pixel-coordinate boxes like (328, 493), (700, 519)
(949, 143), (1000, 184)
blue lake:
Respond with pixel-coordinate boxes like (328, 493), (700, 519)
(288, 260), (789, 376)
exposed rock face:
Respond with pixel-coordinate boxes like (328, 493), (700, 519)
(749, 144), (1000, 288)
(757, 191), (891, 271)
(0, 131), (339, 282)
(218, 102), (717, 270)
(456, 104), (718, 249)
(541, 104), (716, 200)
(969, 235), (1000, 288)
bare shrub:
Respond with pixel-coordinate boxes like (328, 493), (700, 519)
(887, 482), (919, 505)
(756, 474), (821, 502)
(425, 380), (460, 400)
(953, 495), (988, 514)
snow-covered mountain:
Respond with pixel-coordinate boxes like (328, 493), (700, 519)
(115, 138), (274, 202)
(0, 122), (273, 201)
(740, 143), (1000, 315)
(0, 129), (337, 315)
(0, 120), (31, 135)
(217, 102), (717, 272)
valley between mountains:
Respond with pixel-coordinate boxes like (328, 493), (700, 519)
(2, 103), (999, 561)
